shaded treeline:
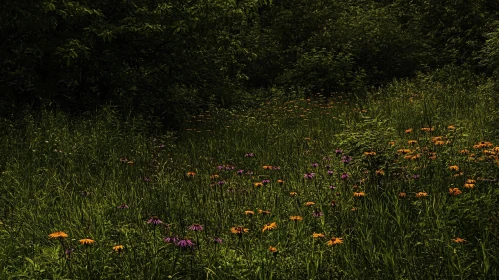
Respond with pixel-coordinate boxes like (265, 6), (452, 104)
(2, 0), (499, 127)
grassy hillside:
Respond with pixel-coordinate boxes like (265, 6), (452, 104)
(1, 70), (499, 279)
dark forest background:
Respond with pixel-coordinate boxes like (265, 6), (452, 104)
(3, 0), (499, 128)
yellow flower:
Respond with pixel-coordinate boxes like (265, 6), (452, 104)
(254, 182), (263, 187)
(262, 222), (277, 232)
(466, 179), (476, 184)
(312, 233), (325, 238)
(451, 237), (466, 243)
(231, 226), (249, 235)
(326, 237), (344, 246)
(304, 202), (315, 206)
(244, 210), (254, 215)
(408, 140), (418, 145)
(277, 179), (284, 184)
(263, 165), (273, 170)
(363, 151), (376, 156)
(268, 246), (278, 253)
(464, 183), (475, 189)
(289, 191), (298, 197)
(449, 165), (459, 171)
(353, 192), (366, 197)
(388, 141), (396, 146)
(421, 127), (434, 132)
(405, 128), (413, 134)
(79, 238), (95, 245)
(113, 245), (124, 252)
(459, 149), (469, 154)
(449, 188), (462, 196)
(415, 192), (428, 198)
(290, 216), (303, 221)
(397, 149), (412, 154)
(48, 231), (68, 239)
(186, 171), (196, 177)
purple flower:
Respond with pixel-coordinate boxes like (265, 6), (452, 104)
(245, 171), (254, 175)
(188, 224), (204, 231)
(164, 236), (178, 244)
(325, 165), (331, 170)
(218, 180), (225, 186)
(341, 155), (352, 164)
(213, 237), (223, 244)
(304, 173), (316, 180)
(327, 170), (333, 176)
(217, 165), (225, 170)
(118, 203), (129, 209)
(335, 149), (343, 155)
(262, 179), (270, 185)
(341, 173), (349, 180)
(311, 163), (319, 168)
(158, 144), (166, 149)
(147, 216), (163, 226)
(237, 169), (244, 175)
(144, 176), (151, 182)
(272, 166), (281, 170)
(312, 210), (324, 217)
(176, 239), (195, 249)
(65, 248), (75, 259)
(412, 174), (420, 179)
(330, 200), (337, 207)
(329, 185), (336, 190)
(244, 153), (254, 157)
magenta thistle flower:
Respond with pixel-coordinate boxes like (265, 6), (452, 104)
(311, 163), (319, 168)
(327, 170), (333, 176)
(335, 149), (343, 155)
(213, 237), (223, 244)
(218, 180), (225, 186)
(262, 179), (270, 185)
(341, 173), (349, 180)
(244, 153), (254, 157)
(176, 239), (195, 249)
(237, 169), (244, 175)
(147, 216), (163, 225)
(341, 155), (352, 164)
(164, 236), (178, 244)
(272, 166), (281, 170)
(118, 203), (129, 209)
(188, 224), (204, 231)
(312, 210), (324, 217)
(329, 185), (336, 190)
(304, 173), (316, 180)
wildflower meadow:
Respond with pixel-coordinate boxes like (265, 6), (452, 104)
(1, 70), (499, 279)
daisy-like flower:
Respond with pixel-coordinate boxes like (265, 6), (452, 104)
(304, 201), (315, 206)
(415, 192), (428, 198)
(421, 127), (434, 132)
(407, 140), (418, 145)
(237, 169), (244, 175)
(449, 165), (459, 171)
(341, 156), (352, 164)
(335, 149), (343, 155)
(79, 238), (95, 245)
(261, 179), (270, 185)
(230, 226), (249, 235)
(326, 237), (344, 246)
(277, 179), (284, 184)
(263, 165), (273, 170)
(258, 209), (271, 215)
(176, 239), (195, 249)
(188, 224), (204, 231)
(327, 170), (333, 176)
(118, 203), (129, 209)
(254, 182), (263, 187)
(210, 174), (219, 179)
(312, 210), (324, 217)
(289, 191), (298, 197)
(213, 237), (223, 244)
(398, 192), (407, 198)
(464, 183), (475, 189)
(451, 237), (466, 244)
(341, 173), (349, 180)
(112, 245), (124, 252)
(397, 149), (412, 154)
(186, 171), (196, 177)
(311, 163), (319, 168)
(268, 246), (278, 253)
(447, 125), (456, 130)
(459, 149), (469, 154)
(375, 170), (385, 176)
(388, 141), (396, 146)
(353, 192), (365, 197)
(304, 173), (315, 179)
(405, 128), (413, 134)
(449, 188), (462, 196)
(466, 179), (476, 184)
(48, 231), (68, 239)
(147, 216), (163, 225)
(163, 236), (179, 244)
(244, 153), (254, 157)
(363, 151), (376, 156)
(262, 222), (277, 232)
(290, 216), (303, 221)
(312, 233), (325, 238)
(244, 210), (255, 215)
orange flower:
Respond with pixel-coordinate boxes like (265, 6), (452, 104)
(449, 188), (462, 196)
(277, 179), (284, 184)
(459, 149), (469, 154)
(466, 179), (476, 184)
(353, 192), (366, 197)
(449, 165), (459, 171)
(312, 233), (325, 238)
(451, 237), (466, 243)
(79, 238), (95, 245)
(244, 210), (254, 215)
(262, 222), (277, 232)
(388, 141), (396, 146)
(268, 246), (278, 253)
(408, 140), (418, 145)
(263, 165), (273, 170)
(186, 171), (196, 177)
(431, 136), (443, 142)
(290, 216), (303, 221)
(304, 201), (315, 206)
(421, 127), (434, 132)
(210, 174), (219, 179)
(375, 170), (385, 176)
(231, 226), (249, 235)
(258, 209), (271, 215)
(398, 192), (407, 198)
(434, 141), (446, 146)
(48, 231), (68, 239)
(112, 245), (125, 252)
(405, 128), (413, 134)
(397, 149), (412, 154)
(254, 182), (263, 187)
(289, 191), (298, 197)
(464, 183), (475, 189)
(326, 237), (344, 246)
(363, 151), (376, 156)
(415, 192), (428, 198)
(447, 125), (456, 130)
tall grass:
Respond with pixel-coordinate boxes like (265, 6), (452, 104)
(1, 71), (498, 279)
